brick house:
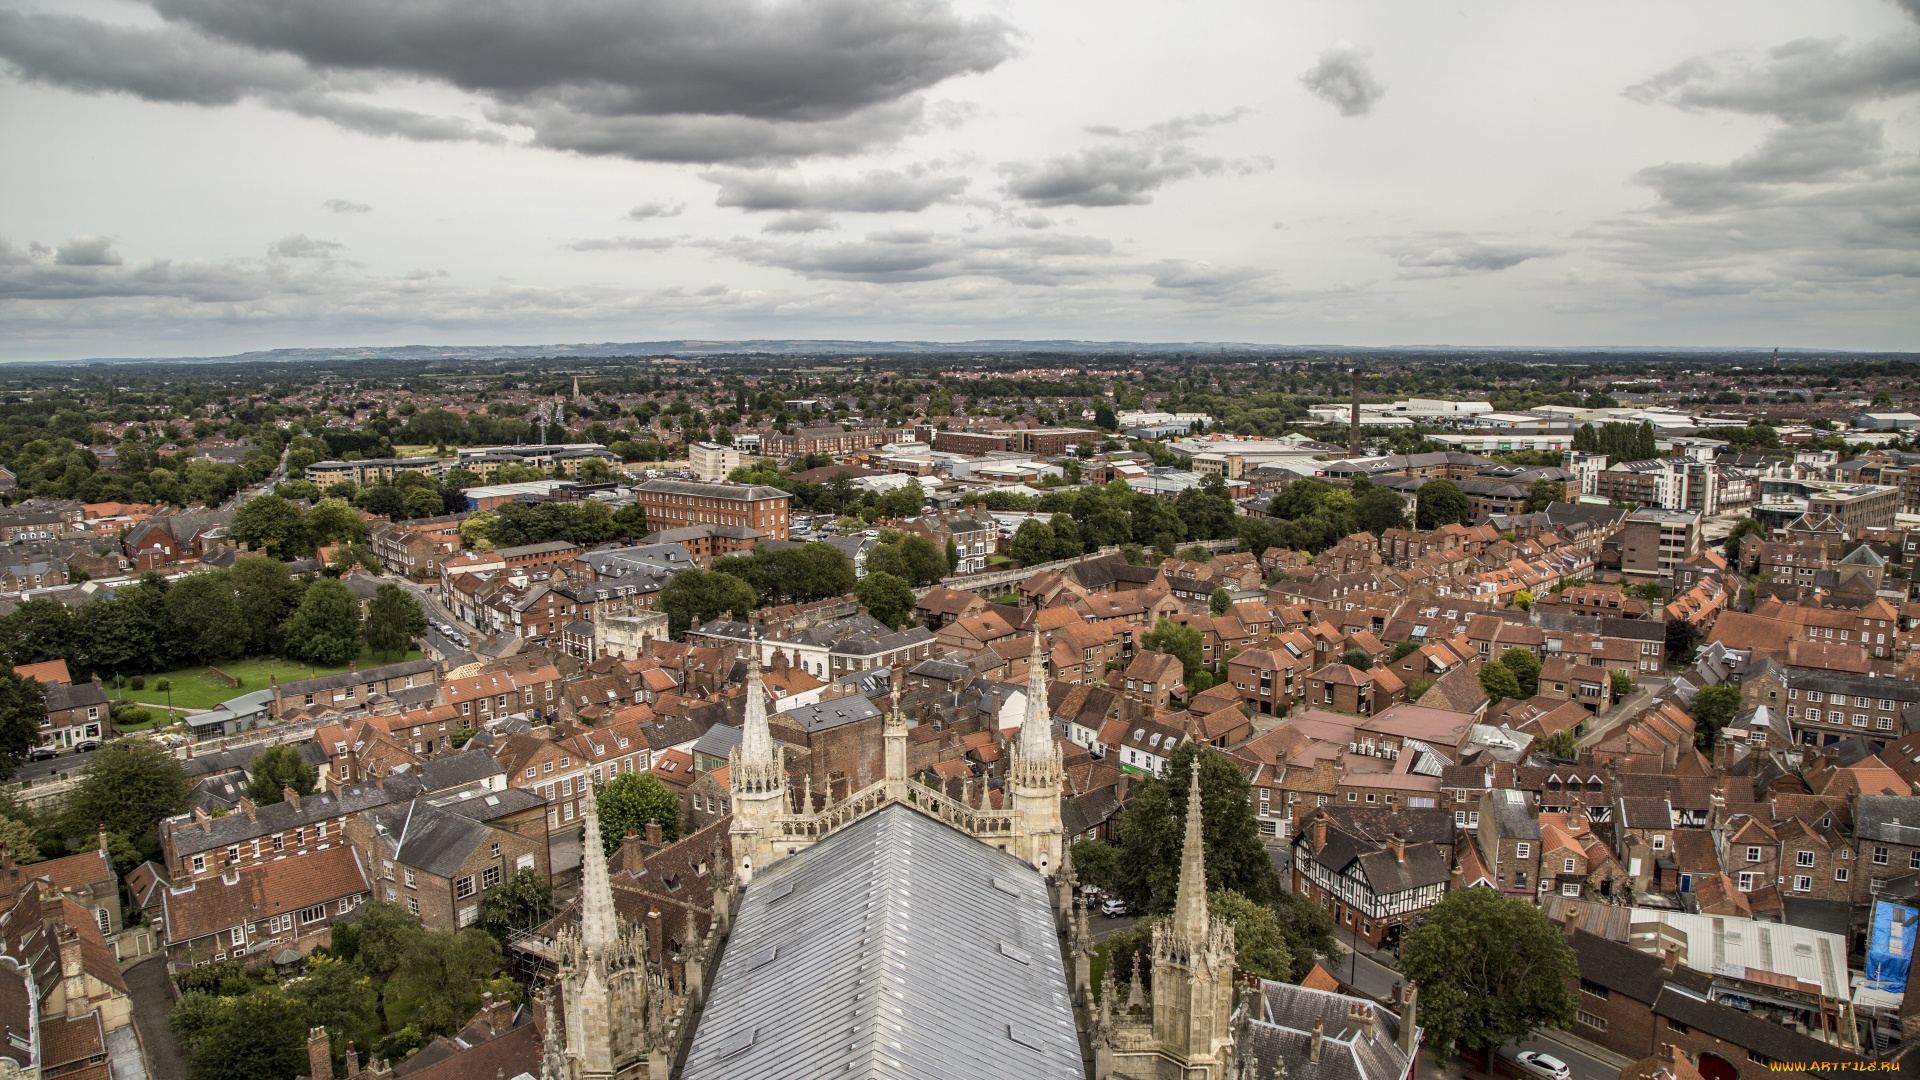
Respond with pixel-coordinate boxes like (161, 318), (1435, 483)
(271, 659), (438, 720)
(1302, 664), (1407, 717)
(1538, 657), (1614, 712)
(350, 799), (547, 931)
(494, 718), (657, 828)
(1289, 806), (1454, 949)
(1225, 644), (1312, 715)
(17, 661), (111, 749)
(151, 845), (370, 971)
(1118, 650), (1183, 711)
(1475, 788), (1542, 899)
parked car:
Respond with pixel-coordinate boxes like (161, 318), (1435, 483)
(1100, 897), (1129, 918)
(73, 740), (100, 753)
(1512, 1051), (1571, 1080)
(27, 747), (56, 762)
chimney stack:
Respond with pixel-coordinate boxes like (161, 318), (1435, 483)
(1388, 833), (1406, 864)
(1563, 903), (1582, 938)
(58, 925), (87, 1018)
(284, 785), (301, 813)
(306, 1026), (334, 1080)
(1350, 1000), (1377, 1043)
(1312, 815), (1328, 852)
(1310, 1015), (1325, 1063)
(1662, 942), (1680, 971)
(645, 819), (663, 844)
(1349, 368), (1362, 459)
(98, 824), (109, 854)
(344, 1040), (360, 1077)
(1400, 981), (1419, 1056)
(239, 796), (257, 822)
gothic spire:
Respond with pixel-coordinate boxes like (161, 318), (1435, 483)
(741, 647), (773, 769)
(1019, 628), (1053, 760)
(1172, 764), (1210, 941)
(578, 779), (620, 956)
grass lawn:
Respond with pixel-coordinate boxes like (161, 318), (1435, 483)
(988, 593), (1022, 605)
(111, 648), (424, 711)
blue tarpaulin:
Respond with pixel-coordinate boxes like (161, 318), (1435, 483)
(1866, 901), (1918, 993)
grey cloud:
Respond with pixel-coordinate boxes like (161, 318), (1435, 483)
(626, 201), (685, 220)
(724, 227), (1118, 285)
(1146, 260), (1275, 303)
(704, 168), (968, 212)
(1001, 143), (1221, 207)
(1301, 44), (1385, 118)
(1000, 111), (1252, 207)
(323, 199), (372, 213)
(273, 90), (495, 143)
(134, 0), (1013, 161)
(0, 10), (311, 105)
(1625, 35), (1920, 123)
(762, 213), (837, 234)
(1635, 119), (1886, 212)
(568, 237), (677, 251)
(268, 234), (344, 259)
(1393, 238), (1555, 276)
(55, 236), (123, 267)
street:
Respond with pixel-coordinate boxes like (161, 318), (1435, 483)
(1581, 676), (1668, 748)
(14, 745), (99, 782)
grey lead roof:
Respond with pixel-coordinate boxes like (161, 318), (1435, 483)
(681, 803), (1083, 1080)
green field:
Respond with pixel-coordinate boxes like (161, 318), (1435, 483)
(111, 648), (425, 712)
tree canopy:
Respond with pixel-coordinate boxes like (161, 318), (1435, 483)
(595, 773), (683, 854)
(1400, 887), (1576, 1052)
(1114, 744), (1277, 912)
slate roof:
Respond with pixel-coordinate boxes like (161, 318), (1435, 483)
(1653, 982), (1863, 1068)
(164, 783), (401, 858)
(681, 803), (1081, 1080)
(370, 801), (495, 879)
(775, 695), (882, 734)
(1853, 794), (1920, 846)
(1237, 979), (1416, 1080)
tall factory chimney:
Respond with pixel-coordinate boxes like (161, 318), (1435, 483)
(1349, 368), (1362, 458)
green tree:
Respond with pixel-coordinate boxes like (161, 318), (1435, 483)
(1208, 589), (1232, 616)
(1114, 744), (1277, 912)
(1478, 661), (1522, 706)
(364, 585), (426, 660)
(595, 773), (683, 855)
(1416, 480), (1473, 529)
(1610, 669), (1635, 699)
(458, 511), (499, 550)
(0, 817), (43, 864)
(854, 571), (916, 630)
(1400, 887), (1577, 1053)
(1273, 888), (1336, 982)
(186, 991), (310, 1080)
(246, 745), (317, 805)
(1010, 519), (1056, 566)
(229, 556), (305, 657)
(0, 672), (47, 777)
(1354, 485), (1409, 535)
(658, 568), (758, 638)
(1536, 728), (1581, 760)
(165, 571), (247, 664)
(945, 537), (959, 573)
(1094, 402), (1117, 430)
(1690, 684), (1743, 750)
(283, 956), (381, 1072)
(865, 534), (947, 586)
(1521, 479), (1565, 513)
(306, 498), (367, 548)
(1069, 838), (1121, 893)
(1665, 618), (1702, 666)
(1209, 890), (1292, 981)
(58, 739), (187, 857)
(231, 495), (310, 559)
(402, 487), (445, 519)
(384, 929), (503, 1038)
(282, 579), (363, 666)
(1499, 648), (1541, 698)
(1141, 618), (1204, 682)
(478, 868), (555, 946)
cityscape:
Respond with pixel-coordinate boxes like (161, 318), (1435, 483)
(2, 3), (1918, 1080)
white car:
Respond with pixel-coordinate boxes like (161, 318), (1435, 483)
(1513, 1051), (1571, 1080)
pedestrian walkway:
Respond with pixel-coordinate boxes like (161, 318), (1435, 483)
(1532, 1026), (1633, 1071)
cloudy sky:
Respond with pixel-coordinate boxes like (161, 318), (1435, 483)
(1, 0), (1917, 360)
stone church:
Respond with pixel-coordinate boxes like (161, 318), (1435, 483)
(540, 630), (1423, 1080)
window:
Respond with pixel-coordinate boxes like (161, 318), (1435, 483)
(1579, 979), (1610, 1000)
(1910, 849), (1920, 870)
(483, 866), (501, 888)
(1667, 1020), (1691, 1035)
(1515, 842), (1531, 859)
(1836, 867), (1849, 882)
(1793, 875), (1812, 892)
(1737, 872), (1758, 892)
(191, 855), (206, 873)
(491, 843), (501, 858)
(1563, 858), (1577, 873)
(1795, 850), (1815, 867)
(405, 868), (417, 889)
(1875, 846), (1890, 865)
(406, 896), (420, 916)
(1806, 709), (1821, 722)
(1651, 835), (1666, 851)
(455, 875), (476, 899)
(301, 904), (327, 924)
(1575, 1010), (1608, 1032)
(1745, 846), (1762, 862)
(272, 834), (284, 851)
(231, 927), (245, 945)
